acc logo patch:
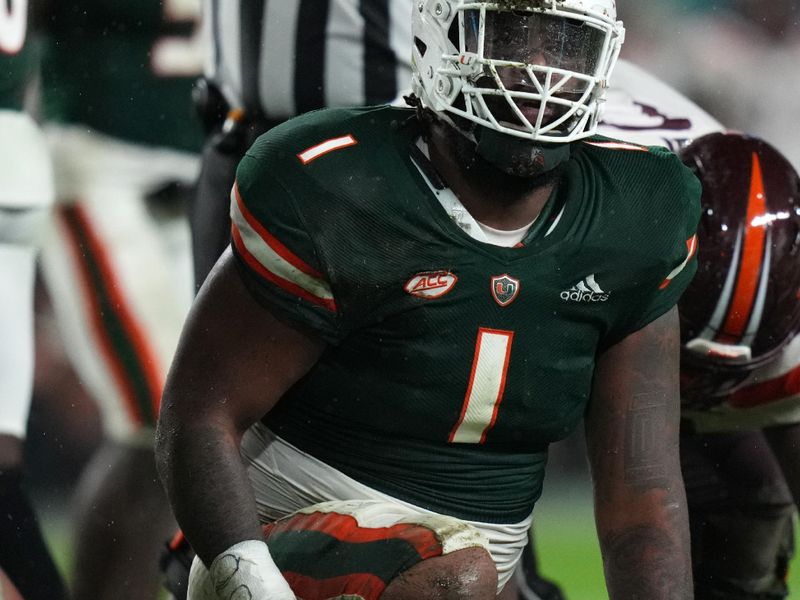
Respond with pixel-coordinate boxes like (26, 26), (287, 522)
(404, 271), (458, 299)
(491, 274), (520, 307)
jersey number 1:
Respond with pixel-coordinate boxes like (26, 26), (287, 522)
(0, 0), (26, 55)
(449, 328), (514, 444)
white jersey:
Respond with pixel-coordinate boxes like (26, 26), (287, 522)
(601, 60), (800, 432)
(599, 59), (723, 151)
(0, 110), (53, 439)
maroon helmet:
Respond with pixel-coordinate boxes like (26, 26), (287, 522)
(678, 132), (800, 375)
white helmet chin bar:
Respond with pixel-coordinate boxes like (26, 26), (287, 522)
(412, 1), (625, 143)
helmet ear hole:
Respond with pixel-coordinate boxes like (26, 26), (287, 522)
(414, 36), (428, 58)
(447, 18), (459, 48)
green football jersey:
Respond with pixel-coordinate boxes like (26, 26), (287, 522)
(0, 0), (36, 111)
(41, 0), (203, 152)
(231, 106), (701, 524)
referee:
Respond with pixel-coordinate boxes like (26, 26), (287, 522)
(191, 0), (413, 289)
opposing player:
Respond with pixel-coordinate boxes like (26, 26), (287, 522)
(37, 1), (203, 597)
(677, 132), (800, 599)
(520, 63), (800, 596)
(157, 1), (699, 598)
(0, 1), (68, 598)
(581, 60), (800, 600)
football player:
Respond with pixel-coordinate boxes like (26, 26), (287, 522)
(0, 1), (68, 598)
(37, 0), (203, 597)
(520, 67), (800, 596)
(156, 1), (699, 598)
(676, 132), (800, 599)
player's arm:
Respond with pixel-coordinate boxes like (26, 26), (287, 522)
(155, 248), (326, 596)
(585, 306), (692, 599)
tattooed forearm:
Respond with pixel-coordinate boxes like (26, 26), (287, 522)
(587, 308), (693, 598)
(624, 391), (669, 487)
(603, 525), (692, 600)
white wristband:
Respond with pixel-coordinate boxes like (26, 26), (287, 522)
(188, 539), (295, 600)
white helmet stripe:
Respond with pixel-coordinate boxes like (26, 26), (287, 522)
(742, 228), (772, 347)
(700, 224), (744, 341)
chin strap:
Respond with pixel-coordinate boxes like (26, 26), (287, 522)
(474, 126), (571, 178)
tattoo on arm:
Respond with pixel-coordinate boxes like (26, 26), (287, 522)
(624, 391), (668, 487)
(588, 308), (693, 599)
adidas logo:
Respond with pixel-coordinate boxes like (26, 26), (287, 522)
(561, 274), (610, 302)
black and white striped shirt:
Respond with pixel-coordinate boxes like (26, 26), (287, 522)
(202, 0), (413, 121)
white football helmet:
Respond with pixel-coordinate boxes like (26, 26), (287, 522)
(412, 0), (625, 143)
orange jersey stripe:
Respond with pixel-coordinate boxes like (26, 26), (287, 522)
(232, 223), (337, 312)
(264, 511), (441, 558)
(233, 182), (324, 280)
(60, 206), (144, 426)
(71, 205), (165, 418)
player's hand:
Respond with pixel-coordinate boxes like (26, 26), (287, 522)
(188, 540), (297, 599)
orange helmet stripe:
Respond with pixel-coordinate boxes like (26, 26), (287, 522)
(717, 153), (767, 343)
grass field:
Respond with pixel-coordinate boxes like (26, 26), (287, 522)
(534, 477), (800, 599)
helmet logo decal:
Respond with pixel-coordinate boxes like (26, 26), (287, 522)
(678, 132), (800, 371)
(715, 153), (769, 345)
(404, 271), (458, 299)
(491, 274), (520, 307)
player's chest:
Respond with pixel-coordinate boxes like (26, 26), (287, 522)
(339, 252), (624, 444)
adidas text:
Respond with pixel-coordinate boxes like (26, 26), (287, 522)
(561, 274), (609, 302)
(560, 289), (610, 302)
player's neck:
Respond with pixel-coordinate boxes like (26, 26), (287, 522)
(427, 124), (559, 231)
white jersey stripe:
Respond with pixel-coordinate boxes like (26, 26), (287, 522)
(742, 229), (772, 347)
(230, 188), (334, 305)
(544, 204), (565, 237)
(583, 140), (648, 152)
(661, 234), (698, 287)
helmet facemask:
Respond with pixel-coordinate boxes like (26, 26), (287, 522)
(412, 1), (625, 145)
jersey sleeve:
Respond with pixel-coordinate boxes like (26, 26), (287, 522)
(604, 155), (702, 346)
(230, 137), (344, 344)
